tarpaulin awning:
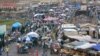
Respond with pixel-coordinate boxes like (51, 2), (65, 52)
(68, 41), (86, 46)
(91, 44), (100, 51)
(63, 41), (87, 49)
(75, 43), (96, 49)
(12, 22), (22, 28)
(0, 2), (16, 9)
(66, 35), (92, 41)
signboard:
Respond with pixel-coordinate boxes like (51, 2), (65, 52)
(0, 25), (6, 35)
(80, 5), (87, 11)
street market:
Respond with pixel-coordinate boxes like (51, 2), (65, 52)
(0, 0), (100, 56)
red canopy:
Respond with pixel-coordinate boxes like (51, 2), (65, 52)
(0, 2), (16, 9)
(43, 17), (59, 21)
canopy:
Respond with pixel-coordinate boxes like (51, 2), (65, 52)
(12, 22), (22, 28)
(68, 41), (87, 46)
(43, 17), (59, 21)
(27, 32), (39, 38)
(91, 44), (100, 51)
(75, 43), (96, 49)
(63, 41), (87, 49)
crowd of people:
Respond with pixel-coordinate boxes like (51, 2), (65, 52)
(0, 1), (100, 56)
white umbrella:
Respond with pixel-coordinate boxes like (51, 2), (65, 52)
(27, 32), (39, 38)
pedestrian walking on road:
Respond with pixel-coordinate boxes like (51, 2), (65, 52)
(5, 46), (9, 56)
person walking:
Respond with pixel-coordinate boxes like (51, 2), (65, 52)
(42, 40), (48, 56)
(5, 46), (9, 56)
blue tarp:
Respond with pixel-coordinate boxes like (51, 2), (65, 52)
(12, 22), (22, 28)
(91, 44), (100, 51)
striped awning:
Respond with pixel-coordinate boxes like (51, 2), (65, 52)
(0, 2), (16, 9)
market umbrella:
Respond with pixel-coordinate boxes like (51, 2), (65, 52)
(12, 22), (22, 28)
(27, 32), (39, 38)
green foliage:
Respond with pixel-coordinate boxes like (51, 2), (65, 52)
(0, 19), (26, 29)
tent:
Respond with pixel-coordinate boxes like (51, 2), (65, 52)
(12, 22), (22, 28)
(91, 44), (100, 51)
(27, 32), (39, 38)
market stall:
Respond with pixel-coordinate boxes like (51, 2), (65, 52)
(63, 41), (97, 56)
